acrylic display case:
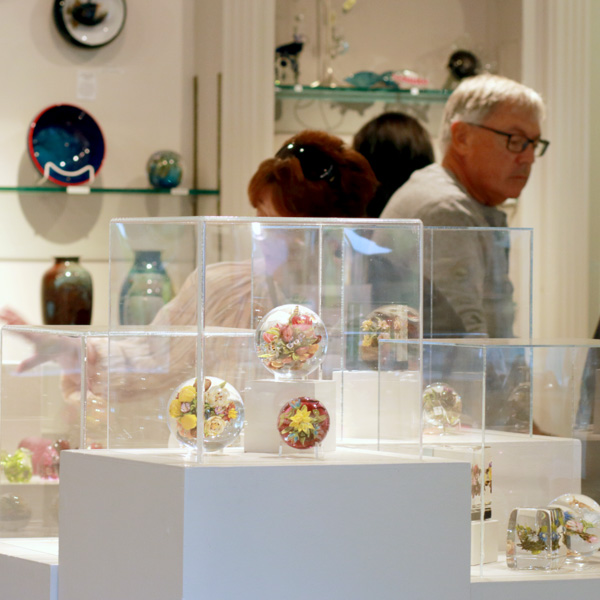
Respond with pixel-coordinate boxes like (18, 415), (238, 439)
(375, 336), (600, 577)
(0, 326), (108, 538)
(422, 226), (533, 339)
(106, 216), (424, 459)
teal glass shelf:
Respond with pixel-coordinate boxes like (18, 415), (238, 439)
(275, 84), (452, 104)
(0, 187), (219, 195)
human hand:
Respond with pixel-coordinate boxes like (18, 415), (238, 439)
(0, 307), (84, 373)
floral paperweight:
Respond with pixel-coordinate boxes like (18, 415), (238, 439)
(506, 507), (566, 570)
(549, 493), (600, 562)
(167, 376), (245, 452)
(277, 397), (330, 450)
(256, 304), (327, 379)
(360, 304), (419, 366)
(422, 382), (462, 434)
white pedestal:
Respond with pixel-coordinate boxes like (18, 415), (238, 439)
(244, 378), (337, 453)
(471, 519), (499, 565)
(0, 538), (58, 600)
(421, 430), (582, 551)
(333, 370), (421, 441)
(58, 448), (471, 600)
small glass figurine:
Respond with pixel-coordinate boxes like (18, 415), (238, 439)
(277, 397), (330, 450)
(549, 493), (600, 562)
(0, 448), (33, 483)
(167, 376), (245, 452)
(422, 382), (462, 434)
(506, 507), (567, 570)
(256, 304), (327, 379)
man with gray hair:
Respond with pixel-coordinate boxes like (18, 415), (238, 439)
(381, 74), (548, 337)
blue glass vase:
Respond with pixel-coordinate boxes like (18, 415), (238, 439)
(119, 250), (173, 325)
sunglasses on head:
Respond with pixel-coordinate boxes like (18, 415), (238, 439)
(275, 142), (339, 183)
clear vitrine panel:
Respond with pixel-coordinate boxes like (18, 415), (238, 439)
(107, 217), (424, 461)
(0, 326), (107, 538)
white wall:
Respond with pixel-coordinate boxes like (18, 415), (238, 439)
(0, 0), (219, 326)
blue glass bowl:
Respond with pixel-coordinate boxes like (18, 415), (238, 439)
(28, 104), (106, 186)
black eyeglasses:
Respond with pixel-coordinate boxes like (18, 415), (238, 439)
(275, 142), (338, 183)
(467, 123), (550, 157)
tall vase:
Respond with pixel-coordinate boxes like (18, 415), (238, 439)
(41, 257), (93, 325)
(119, 250), (173, 325)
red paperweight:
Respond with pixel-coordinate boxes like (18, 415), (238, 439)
(277, 397), (330, 449)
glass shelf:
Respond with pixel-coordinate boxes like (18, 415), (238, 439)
(0, 187), (219, 196)
(275, 84), (452, 105)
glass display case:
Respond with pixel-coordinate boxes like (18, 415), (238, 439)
(0, 326), (107, 538)
(106, 216), (424, 460)
(422, 226), (533, 339)
(376, 336), (600, 575)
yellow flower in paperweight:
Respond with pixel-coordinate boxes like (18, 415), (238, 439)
(166, 376), (245, 451)
(288, 404), (315, 435)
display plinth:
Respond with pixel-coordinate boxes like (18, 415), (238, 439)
(471, 554), (600, 599)
(58, 448), (471, 600)
(0, 538), (58, 600)
(422, 430), (582, 550)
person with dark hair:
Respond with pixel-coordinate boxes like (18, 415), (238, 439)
(352, 112), (434, 217)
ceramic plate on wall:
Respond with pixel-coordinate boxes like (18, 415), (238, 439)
(28, 104), (106, 186)
(53, 0), (127, 48)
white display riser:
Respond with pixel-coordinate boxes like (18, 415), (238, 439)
(347, 429), (582, 550)
(2, 540), (599, 600)
(58, 447), (472, 600)
(0, 538), (58, 600)
(471, 553), (600, 599)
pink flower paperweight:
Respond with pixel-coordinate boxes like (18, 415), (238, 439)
(256, 304), (327, 379)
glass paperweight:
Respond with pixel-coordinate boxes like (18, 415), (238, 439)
(422, 382), (462, 434)
(360, 304), (419, 365)
(471, 454), (492, 520)
(0, 448), (33, 483)
(549, 493), (600, 562)
(146, 150), (183, 189)
(506, 507), (567, 570)
(277, 397), (330, 450)
(167, 376), (245, 452)
(256, 305), (327, 379)
(0, 494), (32, 532)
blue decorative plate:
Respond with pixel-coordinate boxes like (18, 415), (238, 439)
(28, 104), (106, 186)
(53, 0), (127, 49)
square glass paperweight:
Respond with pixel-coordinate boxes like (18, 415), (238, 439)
(506, 507), (567, 570)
